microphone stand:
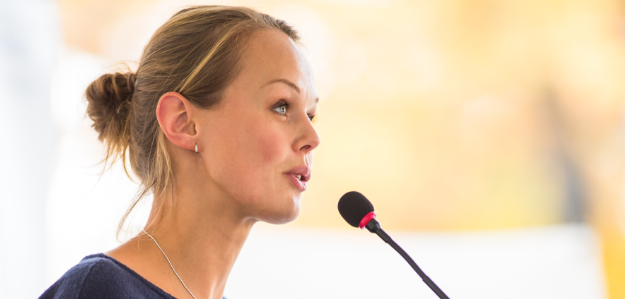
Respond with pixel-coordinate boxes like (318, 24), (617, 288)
(365, 219), (450, 299)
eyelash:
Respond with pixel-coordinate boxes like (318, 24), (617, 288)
(273, 100), (316, 123)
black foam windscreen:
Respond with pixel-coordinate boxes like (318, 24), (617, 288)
(338, 191), (375, 227)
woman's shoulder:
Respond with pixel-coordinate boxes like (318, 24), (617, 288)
(39, 253), (177, 299)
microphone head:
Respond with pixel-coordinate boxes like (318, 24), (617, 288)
(338, 191), (375, 228)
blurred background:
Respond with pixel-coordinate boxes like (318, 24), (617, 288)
(1, 0), (624, 298)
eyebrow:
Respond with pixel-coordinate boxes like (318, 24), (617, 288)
(263, 78), (300, 93)
(262, 79), (320, 103)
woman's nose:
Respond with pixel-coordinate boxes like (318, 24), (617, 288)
(294, 115), (320, 153)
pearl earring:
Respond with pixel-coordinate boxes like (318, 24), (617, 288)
(195, 143), (198, 154)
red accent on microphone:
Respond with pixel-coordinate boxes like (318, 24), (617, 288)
(359, 211), (377, 229)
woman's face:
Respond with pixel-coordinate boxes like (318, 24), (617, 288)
(196, 29), (320, 224)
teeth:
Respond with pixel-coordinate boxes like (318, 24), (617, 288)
(295, 174), (302, 180)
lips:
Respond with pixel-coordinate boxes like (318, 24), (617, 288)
(285, 166), (311, 192)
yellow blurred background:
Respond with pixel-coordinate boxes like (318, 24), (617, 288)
(52, 0), (625, 297)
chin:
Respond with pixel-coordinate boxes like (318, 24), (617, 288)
(262, 202), (301, 224)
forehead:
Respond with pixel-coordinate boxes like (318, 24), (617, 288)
(236, 29), (316, 95)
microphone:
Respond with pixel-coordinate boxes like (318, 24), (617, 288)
(338, 191), (450, 299)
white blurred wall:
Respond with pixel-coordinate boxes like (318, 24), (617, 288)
(0, 1), (61, 298)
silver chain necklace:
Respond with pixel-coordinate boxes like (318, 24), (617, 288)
(142, 229), (197, 299)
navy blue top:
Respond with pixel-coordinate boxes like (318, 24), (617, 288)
(40, 253), (224, 299)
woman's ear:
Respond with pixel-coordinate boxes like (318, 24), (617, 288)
(155, 92), (197, 152)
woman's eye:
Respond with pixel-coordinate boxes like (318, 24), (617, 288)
(273, 102), (289, 115)
(274, 104), (288, 115)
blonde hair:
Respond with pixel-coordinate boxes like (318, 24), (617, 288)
(85, 6), (299, 236)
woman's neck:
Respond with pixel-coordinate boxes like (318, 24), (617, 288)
(108, 184), (255, 299)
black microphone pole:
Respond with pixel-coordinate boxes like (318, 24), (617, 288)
(338, 191), (450, 299)
(365, 218), (450, 299)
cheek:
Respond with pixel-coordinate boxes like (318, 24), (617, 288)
(228, 110), (288, 166)
(209, 116), (289, 183)
(254, 127), (288, 165)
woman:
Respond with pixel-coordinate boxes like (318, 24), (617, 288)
(41, 5), (320, 299)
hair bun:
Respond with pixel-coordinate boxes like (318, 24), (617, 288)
(86, 71), (135, 152)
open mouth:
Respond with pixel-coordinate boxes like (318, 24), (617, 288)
(286, 173), (309, 191)
(288, 172), (310, 182)
(285, 166), (311, 191)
